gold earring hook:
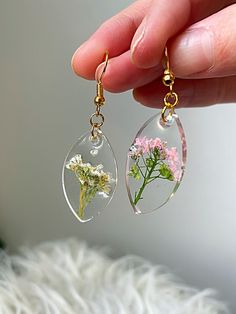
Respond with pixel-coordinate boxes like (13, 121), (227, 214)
(162, 46), (175, 89)
(164, 46), (170, 72)
(97, 51), (109, 83)
(161, 46), (178, 123)
(94, 51), (109, 106)
(91, 51), (109, 138)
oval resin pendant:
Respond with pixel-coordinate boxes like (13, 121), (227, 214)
(62, 130), (117, 222)
(126, 112), (187, 214)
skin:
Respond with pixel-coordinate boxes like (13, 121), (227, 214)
(71, 0), (236, 108)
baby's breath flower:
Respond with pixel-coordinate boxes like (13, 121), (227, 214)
(66, 154), (114, 219)
(66, 154), (83, 171)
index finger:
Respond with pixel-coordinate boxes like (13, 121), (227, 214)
(71, 0), (152, 79)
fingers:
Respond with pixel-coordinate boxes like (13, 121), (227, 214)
(95, 51), (162, 93)
(130, 0), (191, 68)
(71, 0), (235, 86)
(72, 0), (236, 93)
(71, 0), (152, 79)
(133, 76), (236, 108)
(130, 0), (236, 69)
(170, 4), (236, 78)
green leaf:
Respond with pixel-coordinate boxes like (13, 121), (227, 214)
(159, 164), (174, 181)
(146, 157), (154, 167)
(128, 164), (141, 180)
(153, 147), (160, 159)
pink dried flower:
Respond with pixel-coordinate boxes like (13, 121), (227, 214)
(134, 136), (164, 154)
(134, 137), (146, 147)
(149, 138), (163, 150)
(134, 137), (149, 154)
(129, 136), (183, 205)
(166, 147), (178, 162)
(166, 147), (181, 181)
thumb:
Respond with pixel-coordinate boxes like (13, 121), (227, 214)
(170, 4), (236, 78)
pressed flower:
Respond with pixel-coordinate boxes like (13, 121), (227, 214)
(128, 137), (181, 206)
(66, 154), (114, 219)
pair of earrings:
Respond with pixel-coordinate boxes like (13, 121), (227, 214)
(62, 47), (187, 222)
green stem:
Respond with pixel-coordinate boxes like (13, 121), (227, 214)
(78, 184), (86, 218)
(133, 178), (147, 205)
(133, 156), (157, 205)
(148, 175), (170, 183)
(136, 160), (145, 179)
(141, 155), (148, 176)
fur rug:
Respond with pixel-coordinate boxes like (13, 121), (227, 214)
(0, 239), (229, 314)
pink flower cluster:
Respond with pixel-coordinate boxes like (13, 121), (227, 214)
(129, 136), (181, 182)
(134, 136), (163, 153)
(165, 147), (182, 181)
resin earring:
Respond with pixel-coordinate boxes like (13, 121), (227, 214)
(62, 52), (117, 222)
(126, 47), (187, 214)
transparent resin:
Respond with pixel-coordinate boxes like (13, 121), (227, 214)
(62, 130), (117, 222)
(126, 112), (187, 214)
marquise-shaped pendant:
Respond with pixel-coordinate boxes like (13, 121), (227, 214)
(126, 112), (187, 214)
(62, 130), (117, 222)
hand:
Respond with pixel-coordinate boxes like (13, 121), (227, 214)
(71, 0), (236, 108)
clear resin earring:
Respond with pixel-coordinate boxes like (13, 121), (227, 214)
(62, 52), (117, 222)
(126, 47), (187, 214)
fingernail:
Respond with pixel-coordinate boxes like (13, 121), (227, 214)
(172, 27), (214, 76)
(131, 20), (146, 62)
(95, 61), (105, 81)
(95, 59), (112, 82)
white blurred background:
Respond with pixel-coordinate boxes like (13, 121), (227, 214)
(0, 0), (236, 312)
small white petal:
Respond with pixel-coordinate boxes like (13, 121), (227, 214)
(96, 164), (104, 171)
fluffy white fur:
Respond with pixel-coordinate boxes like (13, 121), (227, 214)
(0, 239), (229, 314)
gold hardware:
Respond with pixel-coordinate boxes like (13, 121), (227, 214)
(91, 51), (109, 138)
(162, 47), (175, 86)
(164, 92), (179, 108)
(98, 51), (109, 84)
(90, 112), (105, 129)
(94, 82), (105, 105)
(162, 69), (175, 88)
(161, 47), (179, 123)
